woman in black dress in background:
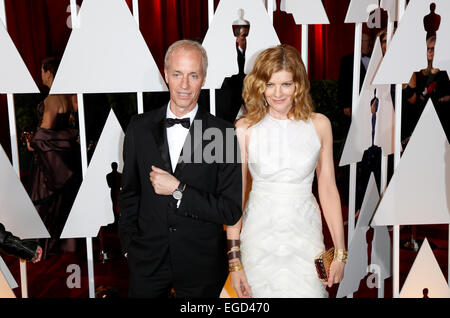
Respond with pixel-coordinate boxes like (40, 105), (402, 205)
(26, 57), (81, 259)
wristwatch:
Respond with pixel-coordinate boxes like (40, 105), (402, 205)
(172, 182), (186, 200)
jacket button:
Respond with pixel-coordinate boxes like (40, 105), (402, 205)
(169, 227), (177, 232)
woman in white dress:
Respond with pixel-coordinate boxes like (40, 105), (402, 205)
(226, 45), (346, 298)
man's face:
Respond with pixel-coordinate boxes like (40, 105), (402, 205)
(236, 27), (249, 51)
(164, 47), (205, 116)
(427, 40), (435, 63)
(380, 34), (387, 56)
(361, 33), (372, 55)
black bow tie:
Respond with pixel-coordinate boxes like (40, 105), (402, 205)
(165, 118), (191, 129)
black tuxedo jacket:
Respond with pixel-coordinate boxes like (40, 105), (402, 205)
(118, 105), (242, 292)
(215, 47), (246, 124)
(337, 53), (367, 110)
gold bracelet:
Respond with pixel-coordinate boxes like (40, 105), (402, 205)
(227, 246), (240, 254)
(229, 259), (241, 266)
(229, 259), (243, 271)
(333, 248), (348, 263)
(229, 263), (243, 272)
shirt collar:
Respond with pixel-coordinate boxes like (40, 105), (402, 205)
(166, 102), (198, 126)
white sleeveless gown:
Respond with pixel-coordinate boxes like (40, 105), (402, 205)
(240, 114), (328, 298)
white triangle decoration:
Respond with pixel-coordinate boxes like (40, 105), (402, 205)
(400, 239), (450, 298)
(220, 288), (231, 298)
(0, 145), (49, 239)
(340, 38), (395, 166)
(336, 226), (369, 297)
(202, 0), (280, 89)
(373, 0), (450, 85)
(0, 269), (15, 298)
(0, 20), (39, 93)
(345, 0), (399, 23)
(370, 225), (391, 282)
(373, 85), (395, 156)
(0, 256), (18, 294)
(362, 176), (391, 285)
(337, 174), (390, 297)
(279, 0), (329, 25)
(380, 0), (398, 22)
(433, 1), (450, 73)
(345, 0), (378, 23)
(371, 101), (450, 226)
(61, 110), (124, 238)
(355, 174), (381, 229)
(51, 0), (167, 94)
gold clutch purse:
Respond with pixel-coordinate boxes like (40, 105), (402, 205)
(314, 248), (334, 282)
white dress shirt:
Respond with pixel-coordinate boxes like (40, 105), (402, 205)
(361, 55), (370, 71)
(166, 102), (198, 173)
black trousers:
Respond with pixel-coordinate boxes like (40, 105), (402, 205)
(356, 145), (382, 211)
(128, 252), (225, 298)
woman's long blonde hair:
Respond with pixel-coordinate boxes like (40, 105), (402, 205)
(242, 44), (313, 127)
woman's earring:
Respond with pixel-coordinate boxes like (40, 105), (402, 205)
(263, 96), (269, 107)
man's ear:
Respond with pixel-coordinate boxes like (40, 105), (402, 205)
(201, 74), (206, 88)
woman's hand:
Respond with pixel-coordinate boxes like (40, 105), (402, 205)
(323, 260), (345, 288)
(230, 270), (252, 298)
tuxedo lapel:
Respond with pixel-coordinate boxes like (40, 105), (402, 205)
(150, 105), (172, 173)
(174, 107), (208, 177)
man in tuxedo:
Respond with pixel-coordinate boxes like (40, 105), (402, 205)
(337, 31), (373, 209)
(216, 25), (249, 124)
(118, 40), (242, 298)
(338, 32), (373, 120)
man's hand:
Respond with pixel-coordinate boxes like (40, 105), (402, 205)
(31, 246), (43, 263)
(149, 166), (180, 195)
(371, 100), (377, 115)
(438, 95), (450, 103)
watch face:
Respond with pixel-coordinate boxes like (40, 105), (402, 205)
(173, 190), (182, 200)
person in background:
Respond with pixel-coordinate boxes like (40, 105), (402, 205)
(0, 223), (42, 263)
(26, 57), (81, 259)
(338, 31), (373, 120)
(403, 36), (450, 144)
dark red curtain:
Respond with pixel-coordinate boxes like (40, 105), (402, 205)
(1, 0), (355, 154)
(0, 94), (9, 159)
(138, 0), (213, 76)
(3, 0), (353, 84)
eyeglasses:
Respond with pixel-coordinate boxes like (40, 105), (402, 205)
(427, 47), (435, 51)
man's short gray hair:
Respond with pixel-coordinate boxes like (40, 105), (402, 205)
(164, 40), (208, 76)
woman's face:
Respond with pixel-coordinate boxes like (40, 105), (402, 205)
(427, 40), (435, 63)
(264, 69), (296, 117)
(41, 66), (51, 88)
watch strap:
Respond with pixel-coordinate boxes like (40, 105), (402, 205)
(177, 182), (186, 192)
